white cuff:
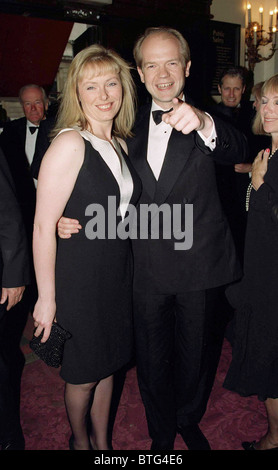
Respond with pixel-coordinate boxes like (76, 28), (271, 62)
(197, 113), (217, 151)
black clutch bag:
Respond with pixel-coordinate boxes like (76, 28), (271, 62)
(29, 322), (71, 368)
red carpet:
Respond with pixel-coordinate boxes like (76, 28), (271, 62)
(19, 318), (267, 451)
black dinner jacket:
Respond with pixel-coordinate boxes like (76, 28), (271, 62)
(0, 117), (36, 214)
(31, 114), (56, 179)
(0, 115), (51, 244)
(127, 103), (248, 294)
(0, 148), (30, 293)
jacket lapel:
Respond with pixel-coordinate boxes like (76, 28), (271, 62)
(18, 117), (27, 149)
(128, 105), (157, 201)
(128, 104), (196, 206)
(154, 129), (195, 206)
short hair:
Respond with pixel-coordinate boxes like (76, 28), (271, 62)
(218, 66), (247, 87)
(53, 44), (137, 139)
(19, 84), (48, 105)
(252, 74), (278, 135)
(133, 26), (191, 69)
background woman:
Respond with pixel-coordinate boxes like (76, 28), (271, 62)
(224, 74), (278, 451)
(32, 44), (141, 450)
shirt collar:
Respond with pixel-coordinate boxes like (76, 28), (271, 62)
(27, 120), (39, 128)
(151, 94), (185, 112)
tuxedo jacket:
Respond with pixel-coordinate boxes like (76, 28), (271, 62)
(0, 117), (37, 228)
(0, 148), (30, 294)
(0, 116), (54, 240)
(31, 114), (55, 179)
(127, 104), (248, 295)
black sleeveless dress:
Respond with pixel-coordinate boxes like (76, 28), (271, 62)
(55, 138), (141, 384)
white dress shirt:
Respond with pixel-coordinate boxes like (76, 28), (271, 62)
(147, 100), (217, 180)
(25, 120), (39, 166)
(25, 120), (39, 187)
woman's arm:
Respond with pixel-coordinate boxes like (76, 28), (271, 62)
(33, 130), (85, 342)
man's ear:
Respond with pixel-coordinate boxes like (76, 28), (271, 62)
(137, 66), (145, 84)
(217, 84), (222, 95)
(185, 61), (191, 77)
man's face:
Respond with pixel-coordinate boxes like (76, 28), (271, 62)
(21, 87), (47, 125)
(137, 33), (191, 110)
(218, 75), (245, 108)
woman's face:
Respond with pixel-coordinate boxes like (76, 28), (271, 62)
(260, 88), (278, 135)
(78, 65), (123, 125)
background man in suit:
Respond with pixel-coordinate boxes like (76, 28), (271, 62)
(211, 69), (270, 344)
(0, 84), (49, 235)
(0, 84), (50, 314)
(57, 27), (248, 450)
(209, 67), (254, 267)
(0, 148), (29, 450)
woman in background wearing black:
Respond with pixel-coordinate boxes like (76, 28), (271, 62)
(224, 74), (278, 450)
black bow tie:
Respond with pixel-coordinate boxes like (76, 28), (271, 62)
(152, 108), (173, 125)
(29, 126), (39, 134)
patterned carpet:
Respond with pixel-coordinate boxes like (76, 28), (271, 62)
(19, 316), (267, 451)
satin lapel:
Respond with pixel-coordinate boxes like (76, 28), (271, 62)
(128, 108), (157, 201)
(154, 129), (195, 206)
(18, 117), (27, 149)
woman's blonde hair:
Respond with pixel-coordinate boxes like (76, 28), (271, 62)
(252, 74), (278, 135)
(53, 44), (137, 139)
(251, 81), (264, 100)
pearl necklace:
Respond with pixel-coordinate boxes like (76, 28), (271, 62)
(245, 148), (278, 211)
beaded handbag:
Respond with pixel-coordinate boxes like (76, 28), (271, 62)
(30, 323), (71, 368)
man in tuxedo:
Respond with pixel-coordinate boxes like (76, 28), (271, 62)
(213, 67), (252, 261)
(128, 28), (248, 450)
(0, 84), (51, 312)
(0, 148), (30, 450)
(57, 27), (248, 450)
(0, 84), (49, 236)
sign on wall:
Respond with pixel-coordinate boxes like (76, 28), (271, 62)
(209, 20), (241, 94)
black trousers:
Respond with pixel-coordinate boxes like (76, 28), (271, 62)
(133, 287), (227, 449)
(0, 302), (27, 444)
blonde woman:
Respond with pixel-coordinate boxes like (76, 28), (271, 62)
(32, 45), (141, 450)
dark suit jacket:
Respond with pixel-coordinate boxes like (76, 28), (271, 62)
(127, 104), (248, 294)
(211, 100), (270, 162)
(0, 116), (54, 240)
(31, 114), (55, 179)
(0, 117), (36, 235)
(0, 148), (29, 294)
